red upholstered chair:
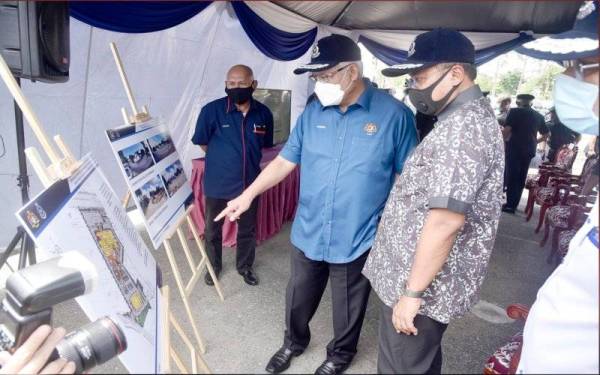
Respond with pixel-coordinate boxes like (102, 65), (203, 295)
(527, 176), (571, 232)
(524, 145), (578, 218)
(484, 304), (530, 375)
(557, 228), (578, 262)
(527, 155), (596, 232)
(541, 201), (589, 264)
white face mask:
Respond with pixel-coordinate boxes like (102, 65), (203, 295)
(313, 68), (350, 107)
(553, 73), (599, 135)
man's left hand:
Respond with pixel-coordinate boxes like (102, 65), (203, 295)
(392, 296), (422, 335)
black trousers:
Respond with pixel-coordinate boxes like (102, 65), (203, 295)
(283, 248), (372, 365)
(378, 302), (448, 374)
(204, 196), (258, 273)
(504, 150), (533, 210)
(547, 148), (557, 163)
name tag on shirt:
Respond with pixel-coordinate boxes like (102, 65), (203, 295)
(221, 124), (230, 128)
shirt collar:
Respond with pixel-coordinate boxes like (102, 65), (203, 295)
(319, 78), (375, 112)
(355, 78), (375, 110)
(226, 96), (257, 114)
(436, 84), (483, 122)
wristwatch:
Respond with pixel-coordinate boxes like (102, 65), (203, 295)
(402, 283), (425, 298)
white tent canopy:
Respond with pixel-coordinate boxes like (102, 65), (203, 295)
(0, 1), (584, 246)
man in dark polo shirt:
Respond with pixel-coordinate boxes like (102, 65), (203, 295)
(191, 64), (273, 286)
(502, 94), (549, 213)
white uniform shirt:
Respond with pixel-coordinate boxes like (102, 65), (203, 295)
(518, 198), (599, 373)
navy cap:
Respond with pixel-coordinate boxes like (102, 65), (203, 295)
(517, 94), (535, 101)
(382, 28), (475, 77)
(294, 34), (361, 75)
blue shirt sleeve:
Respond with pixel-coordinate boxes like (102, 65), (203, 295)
(191, 105), (214, 145)
(394, 107), (418, 173)
(279, 110), (305, 164)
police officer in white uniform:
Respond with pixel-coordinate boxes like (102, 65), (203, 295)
(517, 6), (599, 372)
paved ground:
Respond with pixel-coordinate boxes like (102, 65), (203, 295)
(1, 198), (557, 374)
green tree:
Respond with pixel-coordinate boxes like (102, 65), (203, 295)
(475, 73), (495, 93)
(497, 70), (521, 96)
(517, 64), (564, 101)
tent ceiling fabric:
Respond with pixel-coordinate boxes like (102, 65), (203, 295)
(274, 1), (350, 25)
(273, 1), (583, 33)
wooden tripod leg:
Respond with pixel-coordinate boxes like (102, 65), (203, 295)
(24, 147), (54, 188)
(164, 239), (207, 354)
(170, 311), (211, 374)
(160, 286), (171, 374)
(186, 214), (225, 301)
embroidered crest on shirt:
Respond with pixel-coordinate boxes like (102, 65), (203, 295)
(364, 122), (378, 135)
(253, 123), (267, 135)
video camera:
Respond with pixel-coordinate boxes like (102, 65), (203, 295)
(0, 252), (127, 372)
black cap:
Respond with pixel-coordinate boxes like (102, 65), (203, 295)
(382, 28), (475, 77)
(294, 34), (361, 75)
(516, 94), (535, 101)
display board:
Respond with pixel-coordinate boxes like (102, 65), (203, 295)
(16, 155), (163, 374)
(106, 118), (193, 248)
(253, 88), (291, 145)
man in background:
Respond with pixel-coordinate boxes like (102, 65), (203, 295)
(502, 94), (549, 213)
(415, 111), (436, 142)
(192, 64), (273, 287)
(545, 107), (580, 162)
(497, 97), (512, 126)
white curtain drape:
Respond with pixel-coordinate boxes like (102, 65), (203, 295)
(0, 2), (313, 246)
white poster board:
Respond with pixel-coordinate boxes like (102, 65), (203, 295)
(16, 155), (163, 374)
(106, 118), (193, 249)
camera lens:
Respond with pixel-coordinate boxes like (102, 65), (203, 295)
(51, 317), (127, 373)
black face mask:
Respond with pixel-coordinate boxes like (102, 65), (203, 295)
(406, 68), (459, 116)
(225, 86), (254, 105)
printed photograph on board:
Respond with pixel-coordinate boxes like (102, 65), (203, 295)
(147, 132), (176, 163)
(160, 160), (186, 198)
(117, 141), (155, 179)
(134, 175), (168, 219)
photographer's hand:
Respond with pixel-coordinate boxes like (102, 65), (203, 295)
(0, 325), (76, 374)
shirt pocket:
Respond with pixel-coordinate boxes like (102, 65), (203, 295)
(349, 136), (385, 175)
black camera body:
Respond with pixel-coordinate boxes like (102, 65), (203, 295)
(0, 253), (127, 372)
(0, 295), (51, 350)
(0, 253), (88, 351)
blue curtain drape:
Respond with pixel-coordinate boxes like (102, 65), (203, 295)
(69, 1), (212, 33)
(358, 36), (409, 66)
(359, 33), (534, 67)
(475, 33), (534, 65)
(231, 1), (317, 61)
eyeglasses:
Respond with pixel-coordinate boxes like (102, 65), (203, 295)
(309, 64), (351, 83)
(225, 80), (253, 89)
(405, 66), (453, 89)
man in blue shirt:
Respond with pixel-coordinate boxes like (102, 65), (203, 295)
(192, 64), (273, 287)
(215, 35), (417, 374)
